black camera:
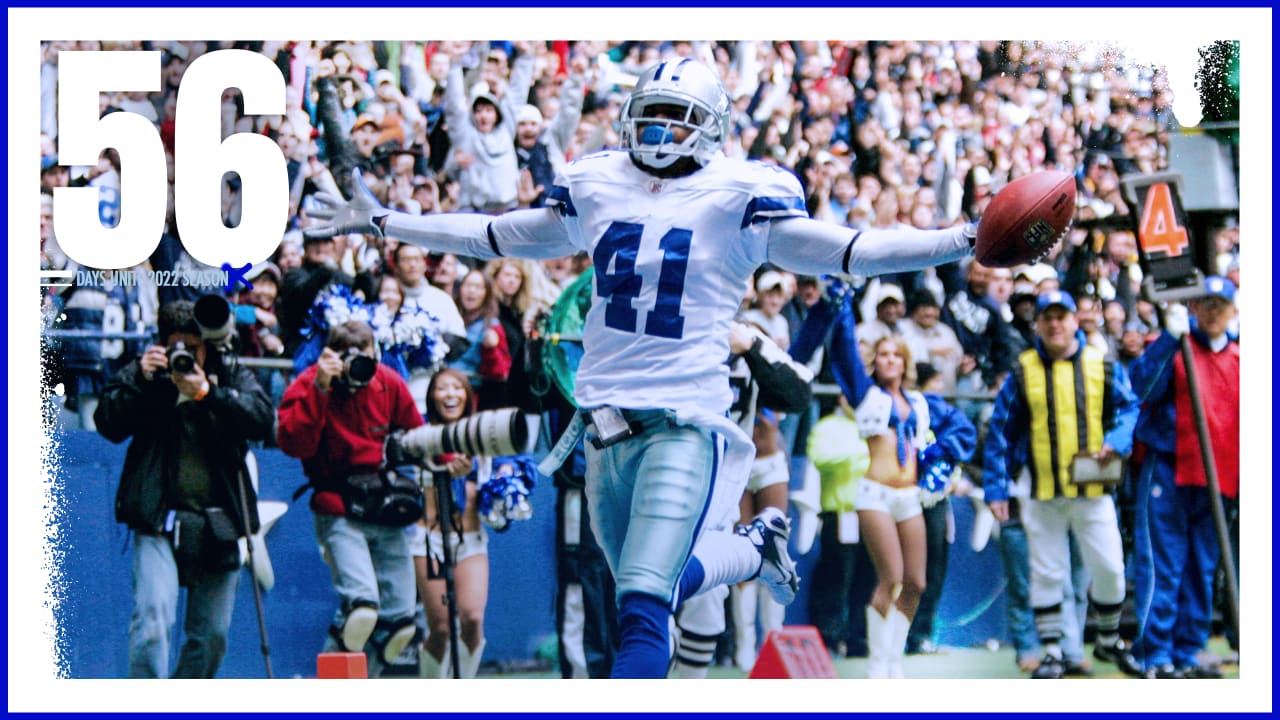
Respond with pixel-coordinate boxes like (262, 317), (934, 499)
(341, 348), (378, 388)
(167, 341), (197, 375)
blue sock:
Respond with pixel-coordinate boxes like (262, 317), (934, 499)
(677, 557), (706, 605)
(610, 592), (673, 678)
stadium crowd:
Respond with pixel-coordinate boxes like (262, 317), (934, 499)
(39, 39), (1240, 679)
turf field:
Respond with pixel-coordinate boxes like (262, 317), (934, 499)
(478, 637), (1240, 680)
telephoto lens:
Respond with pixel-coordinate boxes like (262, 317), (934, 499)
(393, 407), (532, 462)
(439, 407), (530, 457)
(167, 341), (197, 375)
(194, 294), (236, 345)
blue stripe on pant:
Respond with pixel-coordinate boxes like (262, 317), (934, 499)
(1132, 451), (1222, 669)
(586, 416), (722, 677)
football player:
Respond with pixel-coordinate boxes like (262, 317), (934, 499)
(307, 58), (978, 678)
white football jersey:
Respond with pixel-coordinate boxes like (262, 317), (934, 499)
(546, 151), (807, 417)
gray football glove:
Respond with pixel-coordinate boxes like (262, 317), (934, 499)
(304, 167), (386, 241)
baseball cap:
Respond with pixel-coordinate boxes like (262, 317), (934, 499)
(245, 261), (282, 285)
(1123, 320), (1150, 335)
(351, 113), (380, 133)
(373, 69), (396, 87)
(1015, 262), (1057, 286)
(515, 104), (544, 125)
(1035, 290), (1077, 316)
(1202, 275), (1236, 303)
(876, 283), (906, 306)
(756, 270), (786, 293)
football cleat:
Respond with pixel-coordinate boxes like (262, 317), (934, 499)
(740, 507), (799, 605)
(1145, 663), (1184, 679)
(1179, 663), (1224, 679)
(1093, 639), (1145, 677)
(1031, 654), (1065, 679)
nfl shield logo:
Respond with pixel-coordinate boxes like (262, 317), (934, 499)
(649, 180), (663, 194)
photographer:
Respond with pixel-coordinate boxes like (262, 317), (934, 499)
(276, 319), (424, 677)
(93, 299), (273, 678)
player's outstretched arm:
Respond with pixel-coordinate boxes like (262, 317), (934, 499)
(304, 168), (577, 261)
(766, 217), (976, 278)
(303, 167), (387, 240)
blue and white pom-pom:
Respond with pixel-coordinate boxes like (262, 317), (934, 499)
(379, 301), (449, 372)
(295, 284), (374, 372)
(477, 456), (538, 531)
(295, 284), (447, 376)
(917, 442), (954, 508)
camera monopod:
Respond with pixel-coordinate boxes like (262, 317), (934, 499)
(236, 452), (274, 678)
(422, 459), (463, 679)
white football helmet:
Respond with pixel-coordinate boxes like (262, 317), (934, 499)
(619, 58), (731, 171)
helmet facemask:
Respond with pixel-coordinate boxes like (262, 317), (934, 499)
(621, 91), (722, 171)
(619, 59), (730, 175)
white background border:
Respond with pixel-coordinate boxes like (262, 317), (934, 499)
(8, 7), (1272, 713)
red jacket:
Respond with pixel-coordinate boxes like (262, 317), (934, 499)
(1173, 338), (1240, 498)
(278, 363), (424, 514)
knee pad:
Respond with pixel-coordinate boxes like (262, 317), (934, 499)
(376, 616), (419, 664)
(333, 600), (379, 652)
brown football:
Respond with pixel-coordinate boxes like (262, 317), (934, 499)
(975, 170), (1076, 267)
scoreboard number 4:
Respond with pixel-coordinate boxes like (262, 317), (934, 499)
(52, 50), (288, 270)
(1136, 182), (1191, 259)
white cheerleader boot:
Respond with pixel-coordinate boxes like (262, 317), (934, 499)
(419, 645), (442, 679)
(887, 607), (911, 679)
(866, 606), (890, 679)
(459, 639), (486, 679)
